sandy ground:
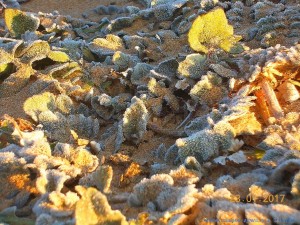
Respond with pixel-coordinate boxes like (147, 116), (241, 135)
(21, 0), (141, 20)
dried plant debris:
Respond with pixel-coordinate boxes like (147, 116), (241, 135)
(1, 2), (300, 224)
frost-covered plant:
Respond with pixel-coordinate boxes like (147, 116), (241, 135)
(79, 165), (113, 193)
(131, 63), (153, 85)
(36, 169), (70, 194)
(33, 191), (79, 217)
(75, 186), (128, 225)
(128, 173), (198, 218)
(188, 7), (241, 53)
(0, 40), (76, 97)
(24, 92), (99, 142)
(122, 97), (149, 144)
(216, 172), (268, 199)
(176, 129), (219, 163)
(88, 34), (124, 57)
(189, 72), (227, 106)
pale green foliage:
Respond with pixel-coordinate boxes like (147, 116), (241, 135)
(75, 186), (128, 225)
(188, 7), (241, 53)
(123, 97), (149, 144)
(4, 8), (40, 37)
(189, 72), (227, 106)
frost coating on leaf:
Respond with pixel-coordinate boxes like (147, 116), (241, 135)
(178, 117), (238, 163)
(269, 204), (300, 225)
(188, 7), (241, 53)
(75, 186), (128, 225)
(131, 63), (153, 85)
(122, 97), (149, 144)
(128, 174), (174, 207)
(291, 171), (300, 197)
(128, 173), (198, 219)
(176, 129), (219, 163)
(0, 206), (35, 225)
(269, 159), (300, 186)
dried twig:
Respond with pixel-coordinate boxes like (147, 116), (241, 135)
(147, 122), (187, 138)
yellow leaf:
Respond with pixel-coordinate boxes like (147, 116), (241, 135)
(48, 51), (70, 63)
(188, 7), (241, 53)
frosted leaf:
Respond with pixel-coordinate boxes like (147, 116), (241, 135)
(148, 77), (179, 111)
(122, 97), (149, 144)
(79, 165), (113, 193)
(169, 165), (201, 186)
(4, 9), (40, 37)
(0, 206), (35, 225)
(176, 129), (219, 163)
(190, 72), (227, 106)
(291, 171), (300, 197)
(33, 191), (79, 217)
(156, 185), (198, 216)
(36, 169), (70, 194)
(244, 204), (271, 225)
(128, 174), (174, 207)
(177, 53), (207, 79)
(23, 92), (56, 122)
(89, 34), (124, 57)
